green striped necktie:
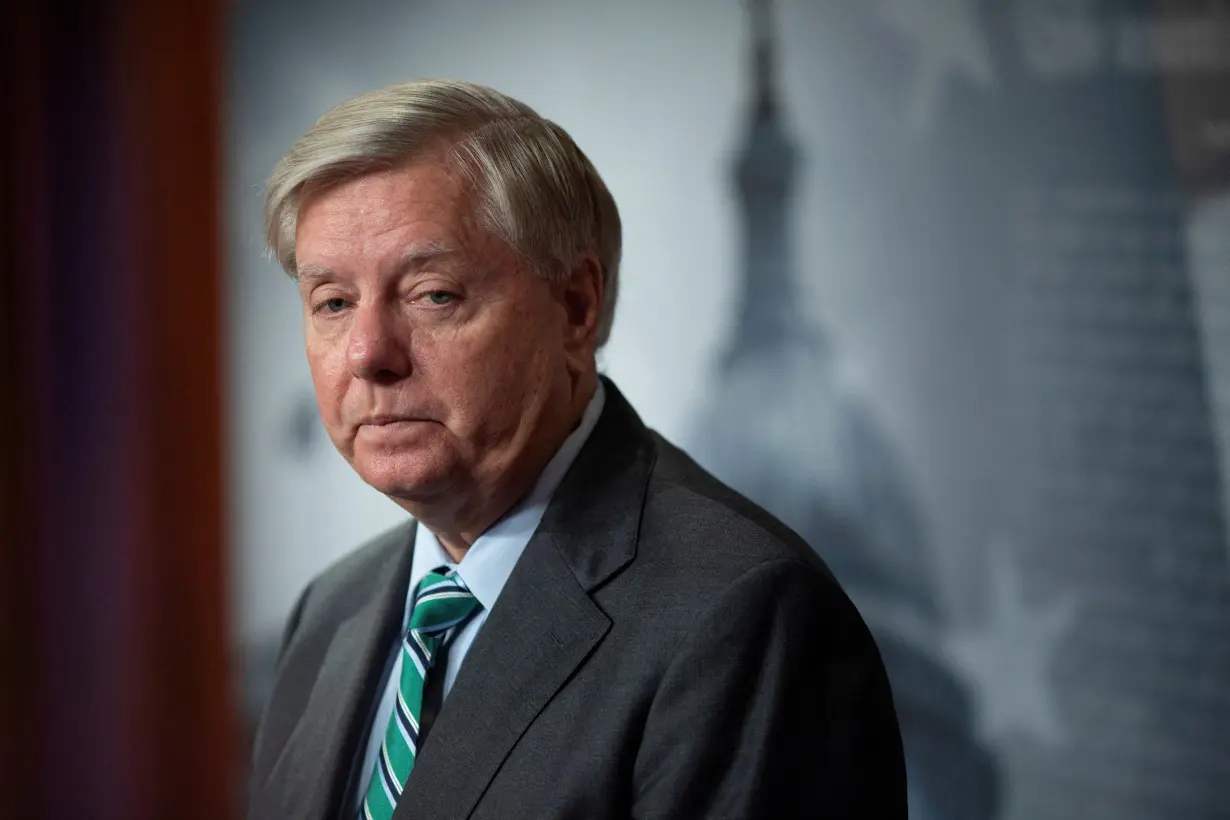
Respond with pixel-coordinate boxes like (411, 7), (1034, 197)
(361, 568), (481, 820)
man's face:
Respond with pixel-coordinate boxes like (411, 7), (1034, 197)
(294, 156), (576, 509)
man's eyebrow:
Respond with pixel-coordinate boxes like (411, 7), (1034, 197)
(294, 241), (460, 285)
(399, 240), (460, 270)
(294, 263), (334, 285)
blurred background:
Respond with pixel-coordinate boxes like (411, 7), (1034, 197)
(6, 0), (1230, 818)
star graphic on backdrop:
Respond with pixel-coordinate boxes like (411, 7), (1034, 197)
(944, 539), (1080, 748)
(869, 0), (996, 137)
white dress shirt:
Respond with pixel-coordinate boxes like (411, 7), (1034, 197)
(351, 382), (606, 810)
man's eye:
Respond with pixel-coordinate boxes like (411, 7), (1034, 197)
(424, 291), (456, 306)
(315, 297), (349, 314)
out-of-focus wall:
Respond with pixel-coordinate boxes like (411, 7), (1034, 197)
(228, 1), (1230, 818)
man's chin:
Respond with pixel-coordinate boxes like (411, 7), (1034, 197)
(352, 454), (455, 504)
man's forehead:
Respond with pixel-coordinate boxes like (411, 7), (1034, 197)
(293, 161), (483, 276)
(300, 158), (470, 218)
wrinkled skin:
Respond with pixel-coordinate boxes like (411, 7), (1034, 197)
(294, 151), (601, 558)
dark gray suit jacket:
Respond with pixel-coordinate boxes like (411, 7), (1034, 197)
(248, 380), (906, 819)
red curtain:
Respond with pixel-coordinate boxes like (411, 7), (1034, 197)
(1, 1), (235, 818)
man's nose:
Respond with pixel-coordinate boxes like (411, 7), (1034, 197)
(346, 302), (411, 382)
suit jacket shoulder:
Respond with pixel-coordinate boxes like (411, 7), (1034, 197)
(605, 429), (851, 647)
(584, 430), (904, 819)
(645, 430), (836, 574)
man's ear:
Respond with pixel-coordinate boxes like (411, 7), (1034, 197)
(554, 253), (604, 354)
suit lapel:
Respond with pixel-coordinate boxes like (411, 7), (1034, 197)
(261, 525), (416, 820)
(396, 530), (610, 819)
(394, 379), (657, 820)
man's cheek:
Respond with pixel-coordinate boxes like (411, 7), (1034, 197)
(310, 349), (349, 394)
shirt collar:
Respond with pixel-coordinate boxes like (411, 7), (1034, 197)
(407, 380), (607, 615)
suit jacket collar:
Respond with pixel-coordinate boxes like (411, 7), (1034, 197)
(393, 376), (657, 819)
(537, 375), (656, 591)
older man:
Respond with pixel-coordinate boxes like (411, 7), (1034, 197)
(248, 79), (905, 820)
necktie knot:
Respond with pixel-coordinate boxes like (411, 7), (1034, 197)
(409, 568), (481, 637)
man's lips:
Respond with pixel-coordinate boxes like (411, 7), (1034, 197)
(356, 415), (436, 428)
(360, 415), (422, 426)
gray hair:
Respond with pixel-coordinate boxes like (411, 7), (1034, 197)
(264, 78), (622, 346)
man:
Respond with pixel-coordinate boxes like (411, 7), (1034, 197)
(249, 78), (906, 820)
